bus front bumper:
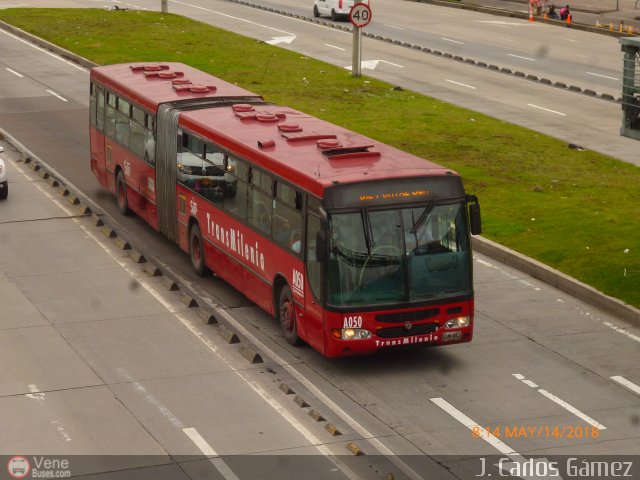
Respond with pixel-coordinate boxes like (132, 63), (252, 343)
(325, 325), (473, 357)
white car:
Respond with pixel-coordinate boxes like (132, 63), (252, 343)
(0, 147), (7, 200)
(313, 0), (355, 21)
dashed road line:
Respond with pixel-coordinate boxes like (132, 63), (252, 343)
(446, 79), (476, 89)
(513, 374), (606, 430)
(610, 376), (640, 396)
(586, 71), (618, 81)
(508, 53), (536, 61)
(46, 89), (68, 102)
(5, 67), (23, 77)
(527, 103), (566, 116)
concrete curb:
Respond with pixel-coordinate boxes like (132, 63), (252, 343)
(0, 21), (638, 328)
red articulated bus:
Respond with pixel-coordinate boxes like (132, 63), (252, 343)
(89, 62), (482, 357)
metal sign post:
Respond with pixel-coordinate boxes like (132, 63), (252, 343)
(349, 3), (372, 78)
(161, 0), (168, 13)
(352, 27), (362, 77)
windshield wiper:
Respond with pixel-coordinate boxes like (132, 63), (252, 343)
(410, 204), (434, 234)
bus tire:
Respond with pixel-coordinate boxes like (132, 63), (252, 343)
(189, 223), (206, 276)
(0, 183), (7, 200)
(116, 170), (130, 215)
(278, 285), (302, 346)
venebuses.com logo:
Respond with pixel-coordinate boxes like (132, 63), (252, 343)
(7, 456), (30, 479)
(5, 456), (71, 479)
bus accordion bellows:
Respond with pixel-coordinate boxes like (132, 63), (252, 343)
(89, 62), (482, 357)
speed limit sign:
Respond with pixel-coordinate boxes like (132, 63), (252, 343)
(349, 2), (372, 28)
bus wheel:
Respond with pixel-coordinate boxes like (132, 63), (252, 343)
(278, 285), (302, 346)
(189, 223), (206, 276)
(116, 170), (130, 215)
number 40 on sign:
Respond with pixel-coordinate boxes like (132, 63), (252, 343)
(349, 2), (372, 28)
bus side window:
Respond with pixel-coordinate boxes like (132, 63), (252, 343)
(115, 97), (130, 148)
(273, 182), (303, 254)
(177, 133), (206, 192)
(248, 168), (273, 235)
(130, 105), (146, 159)
(144, 114), (156, 165)
(224, 156), (247, 219)
(200, 143), (226, 204)
(104, 92), (116, 139)
(90, 82), (97, 128)
(306, 213), (323, 301)
(96, 86), (105, 132)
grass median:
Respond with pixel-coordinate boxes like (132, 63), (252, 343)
(1, 8), (638, 309)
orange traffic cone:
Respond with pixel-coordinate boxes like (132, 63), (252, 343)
(566, 14), (571, 25)
(529, 12), (534, 22)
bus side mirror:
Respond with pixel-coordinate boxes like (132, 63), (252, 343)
(315, 231), (326, 263)
(467, 195), (482, 235)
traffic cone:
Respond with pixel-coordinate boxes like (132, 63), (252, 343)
(529, 12), (534, 22)
(544, 12), (548, 19)
(566, 14), (571, 25)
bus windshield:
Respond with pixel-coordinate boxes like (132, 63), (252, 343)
(328, 203), (471, 307)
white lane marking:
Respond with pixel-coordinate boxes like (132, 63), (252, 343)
(26, 384), (45, 401)
(603, 322), (640, 343)
(172, 0), (294, 35)
(5, 67), (24, 77)
(215, 307), (424, 480)
(380, 59), (404, 68)
(527, 103), (566, 116)
(507, 53), (536, 61)
(46, 89), (68, 102)
(384, 24), (405, 30)
(513, 374), (606, 430)
(445, 79), (476, 90)
(513, 374), (539, 388)
(183, 427), (241, 480)
(23, 384), (72, 442)
(430, 397), (518, 456)
(184, 427), (219, 456)
(0, 29), (87, 72)
(50, 420), (72, 442)
(611, 376), (640, 396)
(441, 37), (464, 45)
(117, 368), (185, 429)
(325, 43), (346, 51)
(586, 71), (619, 81)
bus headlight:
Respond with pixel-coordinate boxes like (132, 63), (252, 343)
(445, 316), (470, 329)
(332, 328), (371, 340)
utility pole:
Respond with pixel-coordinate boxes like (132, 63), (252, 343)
(161, 0), (168, 13)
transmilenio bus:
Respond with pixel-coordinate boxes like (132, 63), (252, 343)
(89, 62), (482, 357)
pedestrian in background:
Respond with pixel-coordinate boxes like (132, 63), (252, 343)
(560, 4), (570, 20)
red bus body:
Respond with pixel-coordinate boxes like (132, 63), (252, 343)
(89, 62), (481, 357)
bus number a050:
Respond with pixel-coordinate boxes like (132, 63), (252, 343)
(343, 315), (363, 329)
